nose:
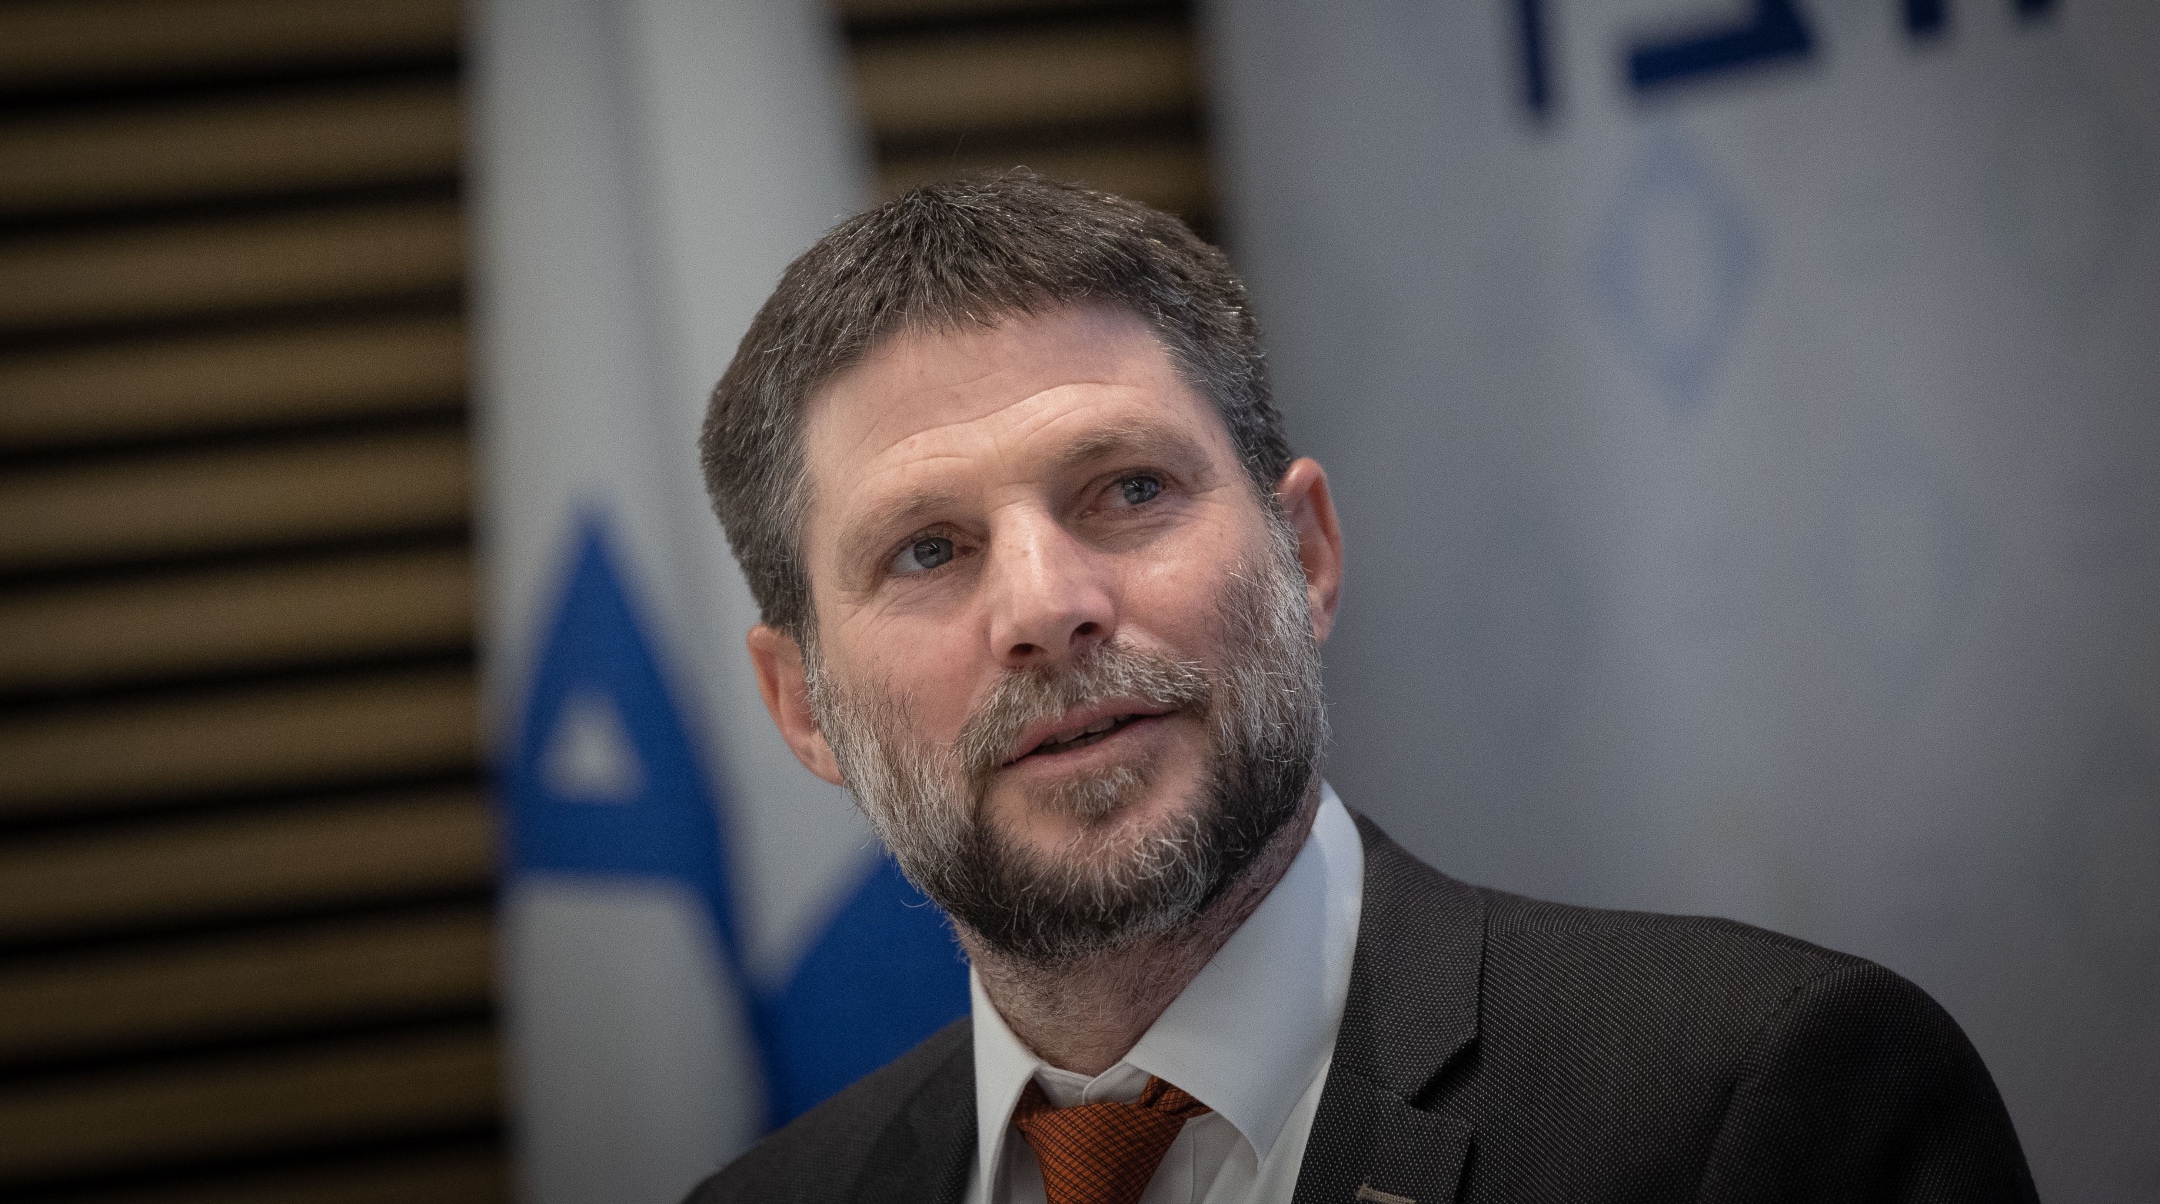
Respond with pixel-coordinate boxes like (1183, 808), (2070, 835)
(984, 507), (1116, 669)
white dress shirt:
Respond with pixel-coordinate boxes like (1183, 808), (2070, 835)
(967, 785), (1364, 1204)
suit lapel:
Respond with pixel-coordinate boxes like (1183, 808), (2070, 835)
(848, 1033), (978, 1204)
(1292, 816), (1485, 1204)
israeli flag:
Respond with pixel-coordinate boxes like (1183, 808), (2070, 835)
(472, 2), (968, 1201)
(1207, 2), (2158, 1199)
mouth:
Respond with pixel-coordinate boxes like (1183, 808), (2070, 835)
(1004, 706), (1171, 767)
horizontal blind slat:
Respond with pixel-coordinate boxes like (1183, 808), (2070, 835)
(0, 906), (492, 1063)
(0, 427), (470, 573)
(0, 0), (460, 91)
(879, 140), (1206, 216)
(0, 670), (478, 820)
(854, 22), (1195, 139)
(839, 0), (1134, 20)
(0, 79), (461, 218)
(0, 547), (474, 694)
(0, 787), (492, 942)
(0, 314), (466, 452)
(0, 200), (463, 332)
(0, 1026), (499, 1184)
(49, 1147), (506, 1204)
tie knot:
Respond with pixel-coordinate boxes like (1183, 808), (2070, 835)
(1012, 1076), (1212, 1204)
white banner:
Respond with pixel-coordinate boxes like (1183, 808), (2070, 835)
(1207, 1), (2157, 1199)
(472, 2), (970, 1200)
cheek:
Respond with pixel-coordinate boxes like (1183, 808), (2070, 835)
(1124, 566), (1216, 647)
(1117, 520), (1257, 649)
(831, 610), (986, 743)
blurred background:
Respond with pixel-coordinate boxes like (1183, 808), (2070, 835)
(0, 0), (1206, 1200)
(0, 0), (2151, 1202)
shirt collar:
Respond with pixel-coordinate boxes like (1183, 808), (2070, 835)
(971, 784), (1364, 1194)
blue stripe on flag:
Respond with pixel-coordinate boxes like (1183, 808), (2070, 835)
(503, 517), (742, 964)
(503, 516), (966, 1128)
(756, 854), (968, 1125)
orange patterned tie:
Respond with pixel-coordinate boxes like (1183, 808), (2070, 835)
(1011, 1075), (1212, 1204)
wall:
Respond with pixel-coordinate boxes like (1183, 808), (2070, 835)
(1207, 1), (2158, 1198)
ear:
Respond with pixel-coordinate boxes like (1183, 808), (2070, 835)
(1274, 457), (1344, 644)
(746, 623), (844, 786)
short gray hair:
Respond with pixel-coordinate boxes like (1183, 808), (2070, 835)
(699, 171), (1291, 640)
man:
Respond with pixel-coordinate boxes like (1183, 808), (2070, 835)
(686, 174), (2034, 1203)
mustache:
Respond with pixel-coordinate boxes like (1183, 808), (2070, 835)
(951, 642), (1213, 783)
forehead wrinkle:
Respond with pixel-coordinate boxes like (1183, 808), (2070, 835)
(827, 367), (1095, 463)
(842, 379), (1148, 496)
(834, 387), (1209, 524)
(1049, 420), (1216, 475)
(807, 332), (1206, 574)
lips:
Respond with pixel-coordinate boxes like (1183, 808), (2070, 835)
(1004, 702), (1171, 766)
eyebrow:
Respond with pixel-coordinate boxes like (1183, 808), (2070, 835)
(1050, 422), (1216, 476)
(836, 487), (963, 575)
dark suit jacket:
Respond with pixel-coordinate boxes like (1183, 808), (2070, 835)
(690, 815), (2036, 1203)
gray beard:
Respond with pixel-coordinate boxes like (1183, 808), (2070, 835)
(805, 514), (1329, 968)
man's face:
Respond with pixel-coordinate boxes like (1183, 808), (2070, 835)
(749, 305), (1340, 962)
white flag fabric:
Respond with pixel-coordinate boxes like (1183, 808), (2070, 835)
(1207, 1), (2156, 1199)
(473, 2), (969, 1201)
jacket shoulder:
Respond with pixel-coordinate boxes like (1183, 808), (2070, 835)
(1360, 825), (1870, 1059)
(1452, 882), (2030, 1199)
(1479, 883), (1866, 995)
(1471, 883), (1886, 1094)
(683, 1018), (974, 1204)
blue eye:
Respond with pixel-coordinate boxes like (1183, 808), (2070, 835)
(1118, 475), (1162, 506)
(893, 536), (955, 575)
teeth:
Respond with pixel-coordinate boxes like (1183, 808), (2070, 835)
(1085, 717), (1118, 735)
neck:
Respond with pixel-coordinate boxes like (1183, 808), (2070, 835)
(960, 788), (1322, 1077)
